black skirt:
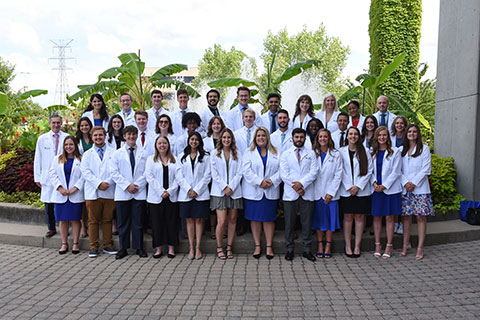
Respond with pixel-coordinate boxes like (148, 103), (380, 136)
(339, 195), (371, 214)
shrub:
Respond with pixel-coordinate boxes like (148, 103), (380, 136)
(0, 191), (42, 208)
(0, 148), (39, 194)
(430, 154), (465, 213)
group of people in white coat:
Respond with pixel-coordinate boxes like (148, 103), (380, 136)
(33, 87), (434, 261)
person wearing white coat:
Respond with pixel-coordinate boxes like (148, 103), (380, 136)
(176, 132), (211, 260)
(338, 127), (373, 258)
(311, 129), (343, 259)
(146, 89), (170, 132)
(315, 93), (340, 133)
(203, 116), (226, 154)
(76, 117), (94, 156)
(80, 127), (117, 258)
(48, 136), (84, 255)
(81, 94), (111, 130)
(347, 100), (365, 130)
(242, 127), (282, 260)
(110, 125), (149, 259)
(330, 113), (350, 149)
(234, 109), (257, 153)
(292, 94), (316, 130)
(270, 110), (294, 155)
(145, 135), (180, 259)
(370, 127), (403, 259)
(280, 128), (319, 262)
(134, 111), (156, 157)
(374, 95), (397, 130)
(226, 86), (262, 131)
(34, 114), (68, 237)
(399, 124), (434, 260)
(199, 89), (230, 133)
(105, 115), (125, 151)
(210, 128), (243, 260)
(260, 93), (281, 134)
(116, 93), (136, 127)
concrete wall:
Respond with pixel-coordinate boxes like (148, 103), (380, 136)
(435, 0), (480, 201)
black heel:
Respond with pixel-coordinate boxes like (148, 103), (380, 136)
(253, 245), (261, 259)
(58, 243), (68, 255)
(71, 242), (80, 255)
(266, 245), (274, 260)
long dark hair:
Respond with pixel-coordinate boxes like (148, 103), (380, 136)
(181, 132), (208, 163)
(84, 93), (109, 122)
(391, 115), (408, 137)
(361, 115), (378, 147)
(107, 114), (125, 144)
(347, 126), (368, 176)
(155, 114), (174, 135)
(312, 128), (335, 157)
(401, 124), (424, 158)
(293, 94), (315, 123)
(371, 126), (394, 159)
(216, 128), (238, 160)
(75, 117), (93, 142)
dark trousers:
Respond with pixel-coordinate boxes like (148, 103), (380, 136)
(115, 199), (145, 250)
(284, 198), (314, 253)
(150, 200), (179, 247)
(45, 202), (56, 231)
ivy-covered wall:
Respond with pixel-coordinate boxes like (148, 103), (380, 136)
(369, 0), (422, 108)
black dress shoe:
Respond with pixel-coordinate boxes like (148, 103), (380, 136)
(285, 251), (294, 261)
(303, 252), (317, 262)
(115, 249), (128, 260)
(136, 249), (148, 258)
(352, 252), (361, 258)
(153, 252), (163, 259)
(167, 253), (175, 259)
(112, 231), (119, 236)
(344, 248), (354, 258)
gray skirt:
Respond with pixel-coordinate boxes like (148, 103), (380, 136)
(210, 196), (244, 210)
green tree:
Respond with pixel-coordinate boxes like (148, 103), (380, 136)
(261, 25), (350, 95)
(0, 58), (15, 93)
(369, 0), (422, 108)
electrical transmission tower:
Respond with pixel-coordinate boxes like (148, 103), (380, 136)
(49, 39), (74, 106)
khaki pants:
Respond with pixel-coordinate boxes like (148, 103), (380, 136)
(86, 198), (115, 250)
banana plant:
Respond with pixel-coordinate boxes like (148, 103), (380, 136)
(69, 51), (200, 111)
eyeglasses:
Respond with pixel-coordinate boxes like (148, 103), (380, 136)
(159, 121), (169, 125)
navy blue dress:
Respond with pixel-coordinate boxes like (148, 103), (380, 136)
(244, 147), (278, 222)
(371, 150), (402, 216)
(54, 158), (82, 221)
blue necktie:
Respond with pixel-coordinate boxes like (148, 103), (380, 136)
(129, 147), (135, 174)
(281, 132), (286, 144)
(97, 147), (104, 160)
(380, 113), (386, 126)
(271, 114), (277, 133)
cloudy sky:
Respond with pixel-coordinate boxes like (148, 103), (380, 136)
(1, 0), (439, 108)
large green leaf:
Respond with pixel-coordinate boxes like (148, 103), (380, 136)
(272, 59), (320, 85)
(98, 67), (123, 80)
(416, 112), (431, 130)
(17, 89), (48, 100)
(151, 79), (201, 98)
(0, 92), (8, 114)
(70, 80), (126, 101)
(208, 78), (257, 88)
(46, 105), (72, 111)
(149, 64), (189, 81)
(118, 52), (140, 65)
(118, 53), (145, 76)
(338, 85), (362, 107)
(375, 52), (406, 87)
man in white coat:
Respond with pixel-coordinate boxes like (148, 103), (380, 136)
(116, 93), (136, 127)
(146, 90), (170, 132)
(234, 109), (257, 153)
(135, 110), (156, 156)
(34, 114), (68, 237)
(270, 109), (293, 155)
(260, 93), (281, 134)
(374, 95), (397, 129)
(227, 86), (262, 131)
(171, 88), (193, 137)
(280, 128), (319, 262)
(331, 112), (350, 149)
(80, 126), (117, 258)
(110, 125), (148, 259)
(199, 89), (229, 133)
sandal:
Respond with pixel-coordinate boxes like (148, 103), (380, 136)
(217, 246), (226, 260)
(72, 242), (80, 255)
(226, 245), (234, 259)
(253, 245), (261, 259)
(415, 247), (424, 260)
(266, 245), (274, 260)
(382, 243), (393, 259)
(374, 242), (382, 258)
(316, 241), (324, 258)
(324, 241), (332, 259)
(58, 243), (68, 255)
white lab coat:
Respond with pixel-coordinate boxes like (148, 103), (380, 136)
(280, 146), (318, 201)
(260, 112), (278, 133)
(82, 110), (110, 130)
(136, 129), (156, 156)
(313, 150), (343, 201)
(292, 113), (314, 130)
(171, 108), (191, 137)
(234, 126), (257, 153)
(270, 128), (293, 155)
(371, 148), (402, 195)
(105, 135), (125, 150)
(374, 110), (397, 130)
(203, 136), (217, 154)
(146, 107), (170, 132)
(338, 146), (373, 197)
(210, 150), (243, 199)
(400, 144), (431, 194)
(110, 145), (148, 201)
(331, 129), (348, 149)
(227, 105), (262, 131)
(349, 114), (365, 130)
(176, 154), (211, 202)
(241, 148), (282, 200)
(34, 130), (68, 202)
(116, 110), (136, 127)
(199, 107), (230, 133)
(80, 146), (116, 200)
(145, 156), (179, 204)
(49, 156), (84, 204)
(316, 110), (339, 133)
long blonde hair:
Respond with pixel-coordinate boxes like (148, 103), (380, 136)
(153, 135), (176, 163)
(216, 128), (238, 160)
(320, 93), (338, 112)
(371, 126), (394, 159)
(249, 126), (277, 155)
(58, 136), (81, 164)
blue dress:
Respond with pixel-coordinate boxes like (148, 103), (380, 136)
(312, 153), (340, 231)
(244, 147), (278, 222)
(94, 118), (103, 127)
(371, 150), (402, 216)
(54, 158), (82, 221)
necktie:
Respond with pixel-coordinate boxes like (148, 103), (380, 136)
(97, 147), (104, 160)
(281, 132), (286, 143)
(129, 147), (135, 174)
(124, 111), (129, 120)
(53, 133), (59, 155)
(155, 110), (160, 120)
(296, 148), (301, 164)
(141, 132), (145, 147)
(271, 114), (277, 133)
(247, 128), (251, 147)
(340, 131), (345, 147)
(242, 107), (247, 114)
(181, 110), (186, 119)
(380, 113), (386, 126)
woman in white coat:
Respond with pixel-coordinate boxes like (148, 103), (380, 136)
(347, 100), (365, 130)
(390, 116), (408, 149)
(316, 93), (340, 133)
(145, 135), (179, 259)
(49, 136), (84, 255)
(154, 114), (177, 156)
(242, 127), (281, 259)
(339, 126), (373, 258)
(370, 127), (402, 259)
(106, 115), (125, 150)
(292, 95), (315, 130)
(210, 128), (243, 259)
(203, 116), (226, 153)
(176, 132), (211, 260)
(400, 124), (434, 260)
(81, 93), (110, 130)
(312, 129), (343, 259)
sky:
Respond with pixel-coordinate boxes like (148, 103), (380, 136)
(0, 0), (440, 108)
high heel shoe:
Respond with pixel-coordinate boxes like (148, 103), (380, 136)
(266, 245), (274, 260)
(58, 243), (68, 255)
(382, 243), (393, 259)
(316, 241), (324, 258)
(226, 245), (233, 259)
(71, 243), (80, 255)
(217, 247), (226, 260)
(415, 247), (424, 260)
(253, 245), (261, 259)
(324, 241), (332, 259)
(344, 247), (353, 258)
(374, 242), (382, 258)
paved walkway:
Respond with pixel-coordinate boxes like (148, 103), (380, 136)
(0, 241), (479, 319)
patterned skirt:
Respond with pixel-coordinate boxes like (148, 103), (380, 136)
(401, 193), (435, 216)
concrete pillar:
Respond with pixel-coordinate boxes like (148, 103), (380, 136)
(435, 0), (480, 201)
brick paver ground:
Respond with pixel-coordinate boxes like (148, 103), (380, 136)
(0, 241), (479, 319)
